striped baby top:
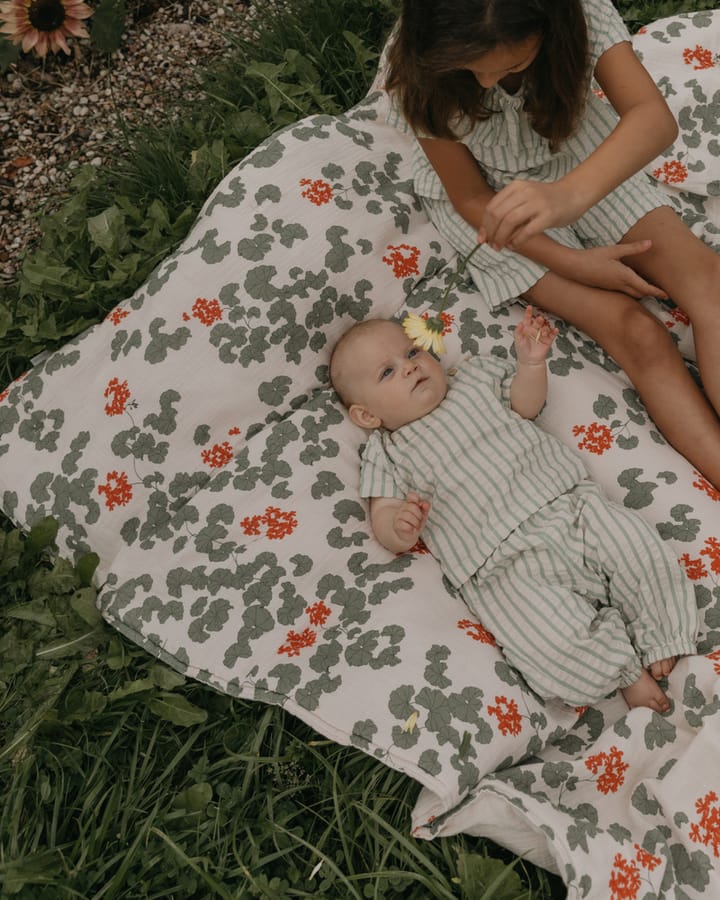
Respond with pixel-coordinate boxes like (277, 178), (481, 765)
(358, 355), (589, 589)
(384, 0), (632, 199)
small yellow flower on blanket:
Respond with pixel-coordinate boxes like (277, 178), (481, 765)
(403, 242), (484, 356)
(401, 711), (419, 733)
(403, 313), (446, 355)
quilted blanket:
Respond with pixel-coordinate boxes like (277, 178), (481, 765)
(2, 11), (720, 898)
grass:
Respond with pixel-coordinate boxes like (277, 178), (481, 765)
(0, 0), (713, 895)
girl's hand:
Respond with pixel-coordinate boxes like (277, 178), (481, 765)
(394, 491), (430, 543)
(479, 180), (582, 250)
(514, 305), (558, 365)
(560, 241), (668, 299)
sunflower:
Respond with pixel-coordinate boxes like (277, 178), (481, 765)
(0, 0), (93, 58)
(402, 242), (484, 356)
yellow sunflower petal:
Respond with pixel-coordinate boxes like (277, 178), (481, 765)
(402, 313), (446, 355)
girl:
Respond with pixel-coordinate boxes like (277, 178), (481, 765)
(383, 0), (720, 486)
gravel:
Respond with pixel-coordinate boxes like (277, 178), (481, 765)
(0, 0), (253, 282)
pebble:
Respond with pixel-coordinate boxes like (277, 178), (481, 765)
(0, 0), (252, 281)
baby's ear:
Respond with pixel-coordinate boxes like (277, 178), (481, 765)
(349, 404), (381, 430)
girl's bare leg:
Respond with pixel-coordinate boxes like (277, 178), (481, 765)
(525, 272), (720, 487)
(621, 205), (720, 414)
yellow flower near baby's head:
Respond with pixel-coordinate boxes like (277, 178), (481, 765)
(0, 0), (93, 58)
(402, 313), (446, 356)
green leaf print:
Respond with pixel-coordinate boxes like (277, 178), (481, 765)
(656, 504), (701, 542)
(645, 713), (677, 750)
(425, 646), (452, 689)
(237, 233), (274, 262)
(188, 599), (232, 643)
(617, 468), (657, 509)
(266, 663), (302, 697)
(417, 749), (442, 777)
(258, 375), (292, 407)
(311, 471), (344, 499)
(351, 719), (377, 751)
(143, 318), (191, 364)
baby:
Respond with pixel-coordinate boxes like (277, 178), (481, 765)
(330, 309), (698, 712)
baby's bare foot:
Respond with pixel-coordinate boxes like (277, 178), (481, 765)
(622, 669), (670, 713)
(649, 656), (676, 680)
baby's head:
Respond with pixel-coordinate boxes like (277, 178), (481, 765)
(330, 318), (447, 432)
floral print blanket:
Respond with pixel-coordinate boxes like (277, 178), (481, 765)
(1, 11), (720, 898)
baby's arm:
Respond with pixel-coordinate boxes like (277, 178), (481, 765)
(369, 492), (430, 554)
(509, 306), (558, 420)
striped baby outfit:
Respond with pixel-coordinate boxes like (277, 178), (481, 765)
(359, 356), (697, 705)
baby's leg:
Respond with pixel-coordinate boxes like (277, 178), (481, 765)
(573, 483), (697, 675)
(622, 669), (670, 714)
(464, 495), (652, 707)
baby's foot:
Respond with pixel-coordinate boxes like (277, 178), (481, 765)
(622, 669), (670, 714)
(649, 656), (676, 680)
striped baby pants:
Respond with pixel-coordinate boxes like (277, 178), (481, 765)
(461, 482), (698, 705)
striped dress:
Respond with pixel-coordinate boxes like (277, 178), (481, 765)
(384, 0), (672, 310)
(359, 356), (697, 705)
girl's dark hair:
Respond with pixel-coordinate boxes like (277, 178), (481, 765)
(385, 0), (589, 149)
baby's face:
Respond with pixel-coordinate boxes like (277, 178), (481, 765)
(347, 322), (447, 431)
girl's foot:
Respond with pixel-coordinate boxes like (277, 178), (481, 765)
(649, 656), (676, 680)
(622, 669), (670, 713)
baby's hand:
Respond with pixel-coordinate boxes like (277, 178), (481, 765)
(394, 491), (430, 542)
(514, 305), (558, 365)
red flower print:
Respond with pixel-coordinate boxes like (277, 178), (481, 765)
(306, 600), (331, 627)
(700, 536), (720, 575)
(458, 618), (496, 646)
(652, 160), (688, 185)
(585, 745), (629, 794)
(103, 377), (131, 417)
(706, 648), (720, 676)
(679, 552), (708, 581)
(693, 471), (720, 503)
(201, 441), (234, 469)
(228, 426), (242, 436)
(665, 306), (690, 328)
(573, 422), (614, 455)
(405, 537), (430, 555)
(422, 309), (455, 336)
(609, 853), (641, 900)
(97, 471), (133, 511)
(106, 307), (130, 325)
(278, 627), (317, 657)
(0, 388), (9, 403)
(575, 705), (589, 717)
(634, 844), (661, 872)
(683, 45), (716, 70)
(382, 243), (421, 278)
(487, 695), (522, 736)
(240, 506), (298, 540)
(689, 791), (720, 856)
(300, 177), (333, 206)
(188, 297), (223, 326)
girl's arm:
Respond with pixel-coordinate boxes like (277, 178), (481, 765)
(482, 41), (678, 249)
(419, 137), (666, 298)
(369, 493), (430, 554)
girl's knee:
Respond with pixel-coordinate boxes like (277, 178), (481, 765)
(610, 302), (676, 369)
